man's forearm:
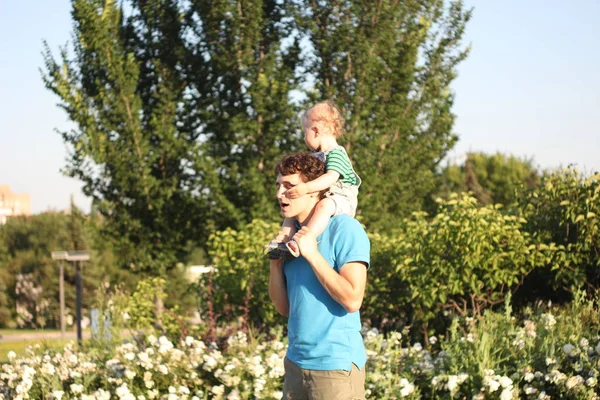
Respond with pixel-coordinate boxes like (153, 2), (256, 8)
(305, 252), (364, 313)
(268, 259), (289, 316)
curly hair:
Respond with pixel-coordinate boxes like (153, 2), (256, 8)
(301, 100), (345, 138)
(275, 152), (325, 183)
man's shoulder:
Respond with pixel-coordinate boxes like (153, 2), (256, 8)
(329, 215), (366, 235)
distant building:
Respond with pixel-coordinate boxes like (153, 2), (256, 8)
(0, 185), (31, 225)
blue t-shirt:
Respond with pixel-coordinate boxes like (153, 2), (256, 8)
(284, 214), (371, 371)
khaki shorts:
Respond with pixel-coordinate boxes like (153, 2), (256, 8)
(283, 357), (366, 400)
(325, 182), (359, 218)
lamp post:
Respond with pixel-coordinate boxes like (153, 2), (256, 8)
(51, 250), (90, 345)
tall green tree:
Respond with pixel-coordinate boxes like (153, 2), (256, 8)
(0, 208), (114, 328)
(44, 0), (472, 270)
(293, 0), (472, 232)
(43, 0), (302, 273)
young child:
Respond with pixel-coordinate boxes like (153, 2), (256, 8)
(269, 100), (361, 258)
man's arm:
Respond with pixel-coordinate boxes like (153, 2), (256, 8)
(293, 226), (367, 313)
(286, 170), (340, 198)
(268, 258), (289, 316)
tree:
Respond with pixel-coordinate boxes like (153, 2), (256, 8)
(0, 206), (123, 328)
(292, 0), (472, 232)
(43, 0), (472, 270)
(43, 0), (302, 274)
(435, 152), (540, 206)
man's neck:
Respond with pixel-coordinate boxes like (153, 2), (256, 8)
(295, 199), (320, 226)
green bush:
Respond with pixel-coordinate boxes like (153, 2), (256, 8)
(202, 220), (286, 331)
(517, 169), (600, 303)
(365, 193), (558, 335)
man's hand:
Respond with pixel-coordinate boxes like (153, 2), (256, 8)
(292, 226), (319, 258)
(286, 182), (309, 199)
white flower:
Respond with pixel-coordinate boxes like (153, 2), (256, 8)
(227, 390), (241, 400)
(579, 338), (589, 347)
(562, 344), (575, 356)
(429, 336), (438, 345)
(95, 389), (111, 400)
(524, 372), (535, 382)
(566, 375), (584, 390)
(41, 363), (55, 375)
(500, 388), (513, 400)
(541, 313), (556, 329)
(447, 375), (459, 393)
(499, 376), (513, 388)
(211, 385), (225, 396)
(587, 377), (597, 387)
(524, 385), (537, 394)
(52, 391), (65, 400)
(486, 378), (500, 392)
(7, 351), (16, 361)
(398, 378), (415, 397)
(185, 336), (195, 346)
(158, 364), (169, 375)
(70, 384), (84, 394)
(179, 386), (190, 395)
(122, 312), (131, 321)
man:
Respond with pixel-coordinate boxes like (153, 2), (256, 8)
(268, 152), (371, 400)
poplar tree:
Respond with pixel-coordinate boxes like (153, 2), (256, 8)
(43, 0), (301, 273)
(293, 0), (472, 232)
(43, 0), (472, 270)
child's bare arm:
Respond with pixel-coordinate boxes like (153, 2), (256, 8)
(286, 170), (340, 198)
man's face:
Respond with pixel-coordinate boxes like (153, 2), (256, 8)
(276, 173), (312, 219)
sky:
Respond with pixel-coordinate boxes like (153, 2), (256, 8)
(0, 1), (599, 214)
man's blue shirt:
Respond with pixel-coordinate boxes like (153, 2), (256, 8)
(284, 214), (371, 371)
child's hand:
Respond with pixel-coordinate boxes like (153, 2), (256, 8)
(286, 183), (309, 199)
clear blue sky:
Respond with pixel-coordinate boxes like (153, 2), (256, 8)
(1, 1), (599, 214)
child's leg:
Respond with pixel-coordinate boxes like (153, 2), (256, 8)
(286, 198), (336, 257)
(306, 198), (336, 238)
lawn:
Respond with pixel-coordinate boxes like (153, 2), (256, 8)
(0, 338), (75, 362)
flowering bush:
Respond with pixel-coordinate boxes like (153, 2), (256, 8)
(3, 293), (600, 399)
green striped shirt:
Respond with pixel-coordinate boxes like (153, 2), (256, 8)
(325, 147), (360, 186)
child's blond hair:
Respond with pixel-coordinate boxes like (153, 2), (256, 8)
(301, 100), (345, 138)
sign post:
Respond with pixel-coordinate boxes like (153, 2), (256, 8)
(51, 250), (90, 345)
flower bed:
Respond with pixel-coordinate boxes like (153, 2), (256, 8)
(2, 297), (600, 399)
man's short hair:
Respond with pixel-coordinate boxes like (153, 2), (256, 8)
(275, 152), (325, 183)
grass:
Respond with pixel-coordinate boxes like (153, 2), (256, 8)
(0, 338), (75, 362)
(0, 328), (61, 337)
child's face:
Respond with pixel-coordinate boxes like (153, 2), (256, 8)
(303, 120), (321, 151)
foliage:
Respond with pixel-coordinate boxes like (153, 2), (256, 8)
(203, 220), (285, 332)
(293, 0), (472, 232)
(42, 0), (473, 271)
(0, 207), (131, 329)
(435, 151), (541, 207)
(516, 169), (600, 303)
(42, 0), (302, 273)
(365, 192), (561, 334)
(3, 294), (600, 399)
